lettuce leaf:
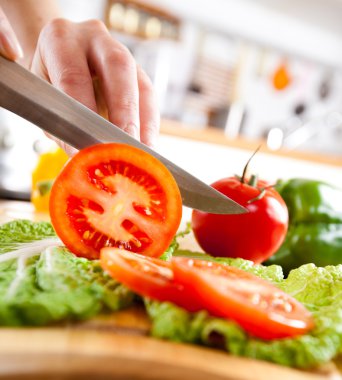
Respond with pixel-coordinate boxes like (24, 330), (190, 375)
(1, 220), (341, 369)
(159, 223), (192, 261)
(0, 220), (134, 325)
(146, 250), (342, 369)
(0, 219), (56, 254)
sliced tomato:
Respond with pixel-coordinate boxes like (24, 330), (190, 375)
(100, 248), (202, 312)
(172, 258), (314, 339)
(49, 143), (182, 259)
(101, 249), (314, 340)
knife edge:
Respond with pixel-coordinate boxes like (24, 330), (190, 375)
(0, 56), (247, 215)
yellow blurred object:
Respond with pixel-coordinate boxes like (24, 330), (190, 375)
(31, 148), (69, 213)
(272, 61), (291, 91)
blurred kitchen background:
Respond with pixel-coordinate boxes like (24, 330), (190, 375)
(1, 0), (342, 199)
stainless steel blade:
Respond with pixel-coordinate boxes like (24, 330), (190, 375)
(0, 56), (246, 214)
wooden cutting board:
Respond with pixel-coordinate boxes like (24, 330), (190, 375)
(0, 200), (341, 380)
(0, 308), (340, 380)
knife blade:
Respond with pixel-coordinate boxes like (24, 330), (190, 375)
(0, 55), (246, 214)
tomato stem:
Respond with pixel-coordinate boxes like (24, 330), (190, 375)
(247, 188), (266, 204)
(248, 174), (258, 187)
(240, 145), (262, 184)
(264, 184), (277, 190)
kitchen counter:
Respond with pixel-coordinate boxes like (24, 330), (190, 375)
(160, 118), (342, 168)
(156, 122), (342, 206)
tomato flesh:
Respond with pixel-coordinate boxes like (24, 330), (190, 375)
(50, 143), (182, 259)
(100, 248), (202, 312)
(172, 257), (314, 339)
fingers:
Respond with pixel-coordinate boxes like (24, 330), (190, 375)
(31, 19), (96, 157)
(31, 19), (97, 113)
(32, 18), (159, 150)
(44, 132), (78, 157)
(137, 66), (160, 147)
(88, 29), (140, 138)
(89, 30), (160, 146)
(0, 6), (23, 60)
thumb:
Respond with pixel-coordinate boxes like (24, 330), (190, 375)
(0, 7), (23, 61)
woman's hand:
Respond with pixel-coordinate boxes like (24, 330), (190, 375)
(31, 19), (159, 153)
(0, 6), (22, 60)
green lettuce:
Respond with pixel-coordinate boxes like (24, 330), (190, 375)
(146, 250), (342, 369)
(1, 220), (341, 369)
(0, 219), (56, 254)
(159, 223), (192, 261)
(0, 220), (133, 325)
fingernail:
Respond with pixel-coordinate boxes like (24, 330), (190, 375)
(149, 134), (158, 149)
(0, 34), (23, 60)
(124, 122), (139, 140)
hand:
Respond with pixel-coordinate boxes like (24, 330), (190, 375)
(0, 6), (23, 60)
(31, 18), (159, 154)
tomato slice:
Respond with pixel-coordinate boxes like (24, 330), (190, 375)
(101, 250), (314, 339)
(100, 248), (202, 312)
(172, 258), (314, 339)
(49, 143), (182, 259)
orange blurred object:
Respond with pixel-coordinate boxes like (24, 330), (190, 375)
(272, 62), (291, 90)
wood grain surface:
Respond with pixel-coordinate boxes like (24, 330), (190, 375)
(0, 307), (340, 380)
(0, 200), (341, 380)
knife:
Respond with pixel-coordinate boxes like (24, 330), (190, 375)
(0, 55), (246, 214)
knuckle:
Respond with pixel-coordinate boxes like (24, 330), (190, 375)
(108, 96), (139, 120)
(145, 121), (160, 135)
(104, 47), (135, 72)
(56, 66), (89, 88)
(84, 19), (105, 31)
(114, 97), (139, 113)
(41, 18), (71, 40)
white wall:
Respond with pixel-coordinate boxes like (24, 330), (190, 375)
(157, 134), (342, 188)
(57, 0), (106, 22)
(55, 0), (342, 68)
(144, 0), (342, 69)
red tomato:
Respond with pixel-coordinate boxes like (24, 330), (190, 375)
(172, 257), (314, 339)
(192, 177), (288, 263)
(100, 248), (202, 312)
(50, 143), (182, 259)
(100, 249), (314, 339)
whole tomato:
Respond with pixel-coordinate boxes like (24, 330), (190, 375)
(192, 176), (289, 263)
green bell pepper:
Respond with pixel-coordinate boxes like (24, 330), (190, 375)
(266, 178), (342, 274)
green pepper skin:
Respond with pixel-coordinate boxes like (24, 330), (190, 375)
(276, 178), (342, 224)
(266, 223), (342, 274)
(266, 179), (342, 274)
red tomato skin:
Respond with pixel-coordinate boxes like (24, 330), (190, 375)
(192, 178), (288, 263)
(100, 248), (203, 313)
(172, 257), (314, 340)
